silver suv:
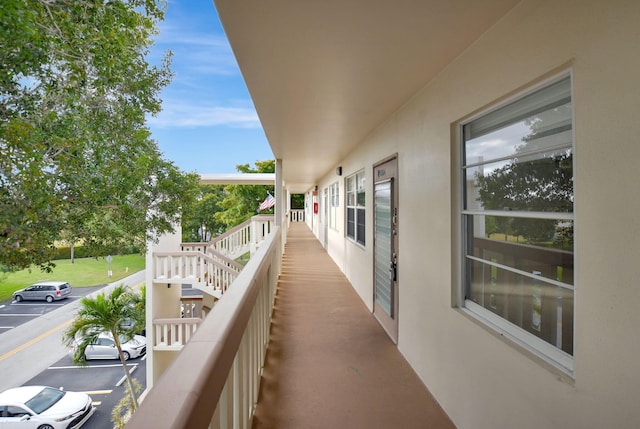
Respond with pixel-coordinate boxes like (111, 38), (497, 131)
(13, 281), (72, 303)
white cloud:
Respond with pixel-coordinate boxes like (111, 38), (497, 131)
(152, 23), (238, 76)
(149, 102), (260, 129)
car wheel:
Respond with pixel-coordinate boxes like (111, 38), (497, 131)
(38, 425), (55, 429)
(122, 351), (130, 361)
(45, 295), (54, 303)
(14, 295), (23, 302)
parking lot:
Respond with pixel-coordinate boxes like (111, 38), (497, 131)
(24, 354), (147, 429)
(0, 286), (105, 334)
(0, 272), (147, 428)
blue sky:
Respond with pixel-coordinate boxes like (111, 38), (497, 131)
(147, 1), (274, 174)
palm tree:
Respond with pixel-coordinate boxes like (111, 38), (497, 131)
(63, 284), (145, 410)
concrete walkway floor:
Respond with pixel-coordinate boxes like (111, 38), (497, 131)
(252, 223), (455, 429)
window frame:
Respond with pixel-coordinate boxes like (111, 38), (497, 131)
(455, 72), (575, 375)
(345, 169), (366, 246)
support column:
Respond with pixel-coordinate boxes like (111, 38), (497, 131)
(275, 159), (283, 227)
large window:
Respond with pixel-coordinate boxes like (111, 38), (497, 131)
(346, 170), (365, 245)
(460, 75), (574, 373)
(329, 182), (339, 229)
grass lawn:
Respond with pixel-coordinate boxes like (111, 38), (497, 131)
(0, 254), (145, 302)
(236, 251), (250, 266)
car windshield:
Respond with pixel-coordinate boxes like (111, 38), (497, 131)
(25, 387), (65, 414)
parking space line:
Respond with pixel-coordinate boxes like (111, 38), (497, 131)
(0, 319), (72, 363)
(49, 363), (138, 370)
(85, 390), (113, 395)
(116, 365), (137, 387)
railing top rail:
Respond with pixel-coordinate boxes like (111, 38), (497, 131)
(128, 226), (281, 429)
(181, 242), (207, 247)
(251, 214), (275, 221)
(153, 317), (201, 324)
(154, 250), (206, 257)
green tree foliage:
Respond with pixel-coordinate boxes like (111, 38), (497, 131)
(476, 153), (573, 213)
(0, 0), (200, 271)
(63, 285), (145, 410)
(475, 106), (573, 246)
(291, 193), (305, 209)
(216, 160), (275, 228)
(181, 185), (227, 242)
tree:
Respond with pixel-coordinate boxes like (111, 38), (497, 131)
(181, 185), (227, 242)
(475, 105), (573, 246)
(63, 285), (145, 411)
(0, 0), (200, 272)
(215, 160), (275, 228)
(291, 193), (305, 209)
(112, 378), (142, 429)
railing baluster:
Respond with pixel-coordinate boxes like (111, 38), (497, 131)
(152, 318), (202, 349)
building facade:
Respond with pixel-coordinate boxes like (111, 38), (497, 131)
(142, 1), (640, 428)
(233, 1), (639, 428)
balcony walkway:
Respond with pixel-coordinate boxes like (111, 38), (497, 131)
(252, 222), (455, 429)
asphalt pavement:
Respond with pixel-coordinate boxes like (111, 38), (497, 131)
(0, 270), (145, 392)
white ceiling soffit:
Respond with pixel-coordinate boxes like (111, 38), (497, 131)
(199, 173), (275, 185)
(214, 0), (519, 193)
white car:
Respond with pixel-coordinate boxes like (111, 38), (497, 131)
(0, 385), (95, 429)
(70, 332), (146, 361)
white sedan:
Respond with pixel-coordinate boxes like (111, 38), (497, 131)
(0, 385), (95, 429)
(70, 332), (146, 361)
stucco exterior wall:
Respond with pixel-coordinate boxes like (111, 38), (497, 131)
(145, 225), (183, 390)
(314, 1), (640, 428)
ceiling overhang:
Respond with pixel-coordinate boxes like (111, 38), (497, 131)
(214, 0), (519, 193)
(199, 173), (275, 186)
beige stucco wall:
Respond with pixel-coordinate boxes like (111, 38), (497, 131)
(315, 0), (640, 428)
(145, 225), (183, 389)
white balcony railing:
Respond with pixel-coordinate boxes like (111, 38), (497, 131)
(152, 318), (201, 350)
(180, 296), (207, 319)
(180, 243), (244, 273)
(289, 209), (305, 222)
(181, 215), (274, 271)
(129, 226), (281, 429)
(208, 215), (274, 260)
(152, 251), (239, 296)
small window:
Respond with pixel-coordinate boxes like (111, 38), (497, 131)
(329, 182), (339, 229)
(346, 170), (365, 245)
(459, 75), (574, 373)
(99, 338), (115, 347)
(6, 406), (30, 418)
